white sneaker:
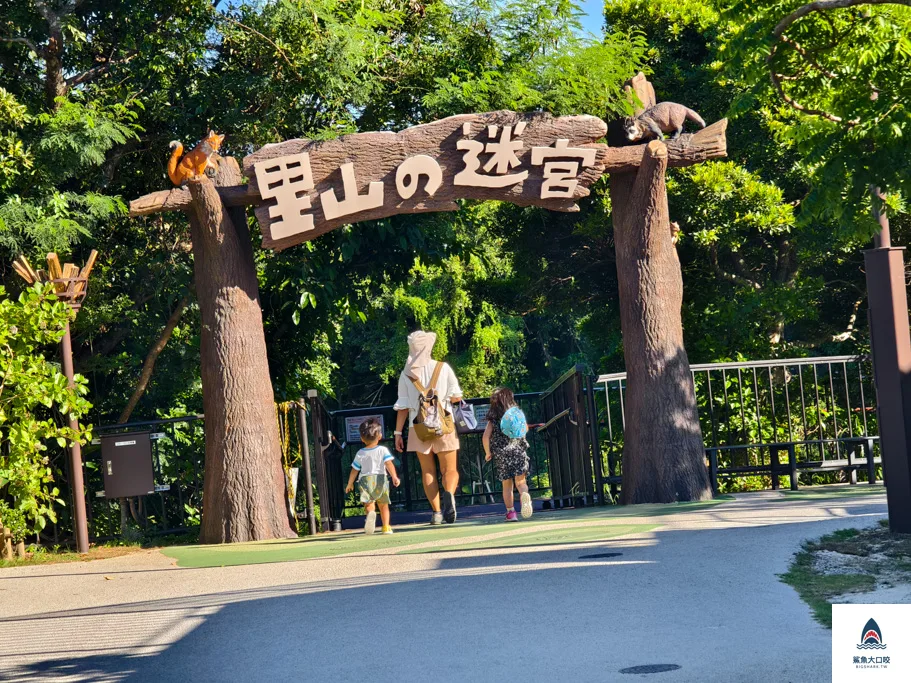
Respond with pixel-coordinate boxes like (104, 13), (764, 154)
(520, 492), (533, 519)
(364, 510), (376, 534)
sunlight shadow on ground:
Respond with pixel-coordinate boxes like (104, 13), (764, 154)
(0, 513), (883, 683)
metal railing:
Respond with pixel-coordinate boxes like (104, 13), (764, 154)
(73, 355), (881, 542)
(324, 393), (550, 515)
(595, 355), (880, 495)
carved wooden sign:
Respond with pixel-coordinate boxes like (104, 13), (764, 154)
(242, 111), (608, 250)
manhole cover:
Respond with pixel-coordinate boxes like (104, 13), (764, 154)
(577, 552), (623, 559)
(619, 664), (681, 675)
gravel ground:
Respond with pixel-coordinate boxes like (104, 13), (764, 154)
(0, 486), (887, 683)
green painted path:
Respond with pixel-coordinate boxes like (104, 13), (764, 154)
(162, 498), (724, 568)
(159, 486), (883, 568)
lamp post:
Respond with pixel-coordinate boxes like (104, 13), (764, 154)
(12, 251), (98, 553)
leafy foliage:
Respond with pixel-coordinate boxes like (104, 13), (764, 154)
(720, 0), (911, 234)
(0, 0), (903, 538)
(0, 88), (131, 256)
(0, 284), (92, 534)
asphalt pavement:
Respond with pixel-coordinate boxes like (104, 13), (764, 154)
(0, 487), (888, 682)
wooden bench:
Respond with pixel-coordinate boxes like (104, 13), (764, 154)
(705, 437), (880, 494)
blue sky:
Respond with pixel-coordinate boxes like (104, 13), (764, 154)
(577, 0), (604, 37)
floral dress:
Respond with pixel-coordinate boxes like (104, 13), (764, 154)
(488, 411), (530, 481)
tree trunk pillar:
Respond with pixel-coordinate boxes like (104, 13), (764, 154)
(611, 141), (712, 504)
(187, 160), (296, 543)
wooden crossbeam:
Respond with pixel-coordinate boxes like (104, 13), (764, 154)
(128, 120), (728, 220)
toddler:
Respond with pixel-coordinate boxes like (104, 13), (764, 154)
(345, 418), (400, 534)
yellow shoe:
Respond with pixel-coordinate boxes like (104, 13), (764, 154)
(382, 525), (393, 535)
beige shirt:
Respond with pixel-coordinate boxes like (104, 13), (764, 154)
(393, 360), (462, 424)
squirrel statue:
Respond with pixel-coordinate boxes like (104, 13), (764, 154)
(623, 102), (706, 142)
(168, 130), (225, 186)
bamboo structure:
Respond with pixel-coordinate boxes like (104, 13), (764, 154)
(12, 250), (99, 553)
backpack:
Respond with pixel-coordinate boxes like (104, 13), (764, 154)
(500, 406), (528, 439)
(410, 361), (455, 441)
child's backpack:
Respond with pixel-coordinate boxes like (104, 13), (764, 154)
(500, 406), (528, 439)
(410, 361), (455, 441)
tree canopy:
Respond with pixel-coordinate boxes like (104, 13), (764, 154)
(0, 0), (905, 503)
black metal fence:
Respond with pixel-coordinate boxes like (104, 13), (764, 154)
(594, 355), (881, 497)
(321, 393), (549, 520)
(76, 355), (882, 540)
(535, 366), (600, 508)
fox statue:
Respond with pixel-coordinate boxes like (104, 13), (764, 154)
(623, 102), (706, 142)
(168, 130), (225, 186)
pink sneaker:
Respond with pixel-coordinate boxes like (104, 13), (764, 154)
(505, 510), (519, 522)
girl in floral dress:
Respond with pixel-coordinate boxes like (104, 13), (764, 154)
(483, 387), (532, 521)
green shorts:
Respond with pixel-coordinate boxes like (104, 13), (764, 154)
(357, 474), (391, 505)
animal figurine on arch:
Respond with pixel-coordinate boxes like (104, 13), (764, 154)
(623, 102), (706, 142)
(167, 130), (225, 186)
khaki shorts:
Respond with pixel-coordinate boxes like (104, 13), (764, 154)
(357, 474), (390, 504)
(407, 428), (460, 454)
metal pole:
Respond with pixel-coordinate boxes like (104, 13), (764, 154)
(297, 402), (317, 536)
(584, 374), (605, 504)
(60, 321), (90, 554)
(864, 233), (911, 532)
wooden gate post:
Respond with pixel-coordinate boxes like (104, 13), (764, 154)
(188, 161), (295, 543)
(128, 102), (727, 529)
(611, 140), (713, 504)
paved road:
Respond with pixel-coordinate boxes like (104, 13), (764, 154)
(0, 489), (887, 682)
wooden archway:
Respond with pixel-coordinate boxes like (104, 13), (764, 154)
(130, 75), (727, 542)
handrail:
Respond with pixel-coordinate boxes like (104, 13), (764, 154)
(705, 435), (880, 451)
(539, 364), (586, 400)
(536, 407), (572, 433)
(95, 414), (205, 432)
(327, 392), (542, 418)
(596, 355), (869, 383)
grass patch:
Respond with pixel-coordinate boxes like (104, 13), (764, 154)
(781, 521), (911, 628)
(0, 544), (143, 569)
(780, 549), (875, 628)
(782, 484), (885, 501)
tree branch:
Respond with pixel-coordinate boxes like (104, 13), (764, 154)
(768, 48), (855, 125)
(128, 185), (255, 216)
(0, 35), (42, 55)
(710, 246), (762, 290)
(772, 0), (911, 38)
(775, 237), (798, 285)
(34, 0), (79, 30)
(217, 14), (302, 81)
(832, 297), (864, 341)
(778, 35), (838, 79)
(66, 50), (139, 88)
(765, 1), (911, 126)
(118, 294), (192, 424)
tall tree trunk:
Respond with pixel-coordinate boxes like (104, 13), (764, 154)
(44, 30), (65, 109)
(118, 294), (191, 424)
(34, 1), (68, 109)
(611, 141), (712, 504)
(187, 159), (295, 543)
